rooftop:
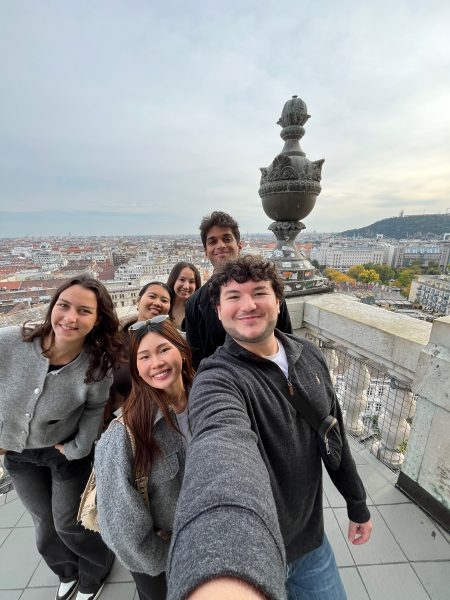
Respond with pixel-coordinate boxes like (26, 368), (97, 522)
(1, 440), (449, 600)
(1, 292), (449, 600)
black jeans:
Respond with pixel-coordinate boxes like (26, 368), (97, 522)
(131, 571), (167, 600)
(4, 447), (114, 594)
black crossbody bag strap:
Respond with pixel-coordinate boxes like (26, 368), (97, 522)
(284, 384), (343, 471)
(284, 386), (322, 432)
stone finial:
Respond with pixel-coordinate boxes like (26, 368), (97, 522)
(259, 95), (324, 222)
(277, 95), (310, 128)
(258, 95), (330, 296)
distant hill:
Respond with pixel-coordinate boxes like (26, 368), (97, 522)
(340, 214), (449, 239)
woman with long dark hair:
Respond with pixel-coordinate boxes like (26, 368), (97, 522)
(166, 262), (201, 330)
(106, 281), (172, 418)
(0, 275), (122, 600)
(95, 316), (195, 600)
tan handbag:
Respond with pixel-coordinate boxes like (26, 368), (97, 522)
(77, 417), (149, 532)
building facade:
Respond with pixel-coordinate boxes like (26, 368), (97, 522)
(409, 275), (450, 316)
(310, 242), (387, 270)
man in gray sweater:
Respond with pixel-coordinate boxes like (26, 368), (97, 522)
(167, 255), (372, 600)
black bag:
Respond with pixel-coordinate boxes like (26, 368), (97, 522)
(285, 386), (343, 471)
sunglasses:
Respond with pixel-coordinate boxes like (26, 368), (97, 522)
(129, 314), (171, 333)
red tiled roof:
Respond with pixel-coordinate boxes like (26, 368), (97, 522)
(0, 281), (21, 291)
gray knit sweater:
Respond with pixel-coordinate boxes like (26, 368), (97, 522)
(0, 326), (112, 460)
(167, 331), (370, 600)
(95, 414), (186, 574)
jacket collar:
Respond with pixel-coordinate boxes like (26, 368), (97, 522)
(31, 336), (89, 372)
(219, 329), (303, 369)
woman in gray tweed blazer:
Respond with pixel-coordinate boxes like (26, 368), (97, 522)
(95, 316), (194, 600)
(0, 275), (122, 600)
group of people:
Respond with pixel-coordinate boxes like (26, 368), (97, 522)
(0, 211), (372, 600)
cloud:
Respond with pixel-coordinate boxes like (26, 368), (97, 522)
(1, 0), (449, 235)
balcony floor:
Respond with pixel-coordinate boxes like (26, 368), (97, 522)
(1, 439), (449, 600)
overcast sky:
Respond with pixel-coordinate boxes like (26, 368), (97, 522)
(1, 0), (449, 237)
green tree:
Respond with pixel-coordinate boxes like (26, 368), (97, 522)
(369, 264), (395, 283)
(425, 262), (440, 275)
(347, 265), (365, 279)
(394, 266), (421, 297)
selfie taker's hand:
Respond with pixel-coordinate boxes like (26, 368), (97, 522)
(54, 444), (65, 455)
(348, 519), (373, 545)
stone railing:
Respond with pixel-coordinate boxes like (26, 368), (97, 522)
(286, 293), (449, 531)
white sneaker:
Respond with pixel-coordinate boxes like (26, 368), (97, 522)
(55, 579), (79, 600)
(75, 583), (105, 600)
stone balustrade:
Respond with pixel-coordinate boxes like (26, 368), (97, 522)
(286, 293), (449, 531)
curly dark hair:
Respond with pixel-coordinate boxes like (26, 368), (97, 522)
(208, 254), (285, 308)
(123, 318), (195, 477)
(199, 211), (240, 249)
(22, 275), (122, 384)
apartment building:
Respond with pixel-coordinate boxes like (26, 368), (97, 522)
(409, 275), (450, 316)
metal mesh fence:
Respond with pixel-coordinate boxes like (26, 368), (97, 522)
(305, 332), (416, 472)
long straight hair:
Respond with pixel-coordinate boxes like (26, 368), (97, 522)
(122, 319), (195, 476)
(166, 262), (201, 295)
(22, 274), (122, 383)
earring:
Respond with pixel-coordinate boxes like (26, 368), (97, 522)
(92, 327), (100, 346)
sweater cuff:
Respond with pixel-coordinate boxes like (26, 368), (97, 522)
(63, 440), (90, 461)
(347, 501), (371, 524)
(167, 506), (286, 600)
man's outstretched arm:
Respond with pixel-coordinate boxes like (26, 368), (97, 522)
(167, 368), (287, 600)
(188, 578), (268, 600)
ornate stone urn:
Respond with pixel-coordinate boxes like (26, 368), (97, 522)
(259, 95), (331, 295)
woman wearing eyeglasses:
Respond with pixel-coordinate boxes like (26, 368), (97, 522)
(94, 316), (194, 600)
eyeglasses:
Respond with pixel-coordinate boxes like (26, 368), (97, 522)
(129, 314), (171, 333)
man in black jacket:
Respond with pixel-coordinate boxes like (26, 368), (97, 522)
(185, 211), (292, 369)
(168, 255), (372, 600)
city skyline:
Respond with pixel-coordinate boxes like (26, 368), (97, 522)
(1, 1), (449, 237)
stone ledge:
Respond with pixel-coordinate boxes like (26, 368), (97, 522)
(295, 293), (431, 380)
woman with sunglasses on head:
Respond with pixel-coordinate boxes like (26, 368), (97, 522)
(95, 316), (194, 600)
(166, 263), (201, 331)
(0, 275), (122, 600)
(106, 281), (172, 420)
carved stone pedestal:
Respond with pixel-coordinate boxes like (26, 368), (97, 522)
(268, 221), (328, 296)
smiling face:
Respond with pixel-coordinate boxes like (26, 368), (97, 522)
(217, 279), (280, 356)
(136, 330), (184, 398)
(204, 226), (242, 269)
(51, 284), (98, 347)
(173, 267), (197, 300)
(137, 284), (171, 320)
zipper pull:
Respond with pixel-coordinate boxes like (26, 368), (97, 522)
(287, 380), (294, 396)
(325, 435), (331, 455)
